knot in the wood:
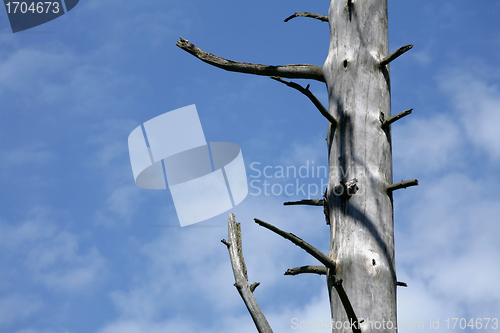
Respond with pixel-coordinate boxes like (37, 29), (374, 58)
(333, 178), (359, 197)
(379, 110), (385, 123)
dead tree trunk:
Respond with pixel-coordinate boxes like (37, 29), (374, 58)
(177, 1), (417, 332)
(324, 1), (399, 331)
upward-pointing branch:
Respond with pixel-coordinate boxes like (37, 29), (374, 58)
(222, 214), (273, 333)
(176, 37), (325, 82)
(382, 108), (413, 129)
(378, 44), (413, 67)
(387, 179), (419, 193)
(284, 12), (328, 23)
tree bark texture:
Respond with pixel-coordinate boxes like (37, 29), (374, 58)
(323, 1), (397, 332)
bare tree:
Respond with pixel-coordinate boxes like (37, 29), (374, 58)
(178, 0), (417, 332)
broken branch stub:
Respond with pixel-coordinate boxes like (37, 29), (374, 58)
(283, 199), (324, 206)
(284, 265), (327, 276)
(379, 44), (414, 67)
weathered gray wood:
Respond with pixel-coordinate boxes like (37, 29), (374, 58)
(176, 37), (325, 82)
(323, 0), (399, 331)
(284, 12), (328, 23)
(222, 214), (273, 333)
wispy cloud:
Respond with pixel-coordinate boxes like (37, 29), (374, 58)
(439, 68), (500, 159)
(393, 114), (463, 174)
(0, 294), (43, 328)
(97, 191), (332, 331)
(87, 118), (146, 227)
(0, 207), (107, 293)
(395, 171), (500, 321)
(391, 63), (500, 327)
(0, 143), (56, 167)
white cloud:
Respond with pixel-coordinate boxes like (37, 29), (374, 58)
(392, 114), (462, 174)
(0, 207), (107, 292)
(411, 49), (433, 67)
(395, 172), (500, 322)
(0, 48), (73, 93)
(389, 63), (500, 325)
(96, 188), (333, 332)
(0, 208), (107, 332)
(0, 43), (142, 120)
(100, 273), (331, 333)
(0, 143), (56, 168)
(76, 0), (185, 49)
(397, 275), (463, 329)
(15, 330), (73, 333)
(439, 69), (500, 159)
(86, 118), (147, 227)
(279, 135), (328, 169)
(0, 294), (43, 327)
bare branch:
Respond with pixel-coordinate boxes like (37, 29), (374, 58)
(283, 199), (324, 206)
(379, 44), (413, 67)
(224, 214), (273, 333)
(284, 12), (328, 23)
(397, 281), (408, 287)
(382, 109), (413, 128)
(271, 76), (337, 125)
(285, 265), (327, 276)
(254, 218), (336, 271)
(331, 279), (362, 333)
(177, 37), (325, 82)
(387, 179), (419, 193)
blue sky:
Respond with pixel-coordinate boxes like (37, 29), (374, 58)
(1, 0), (499, 332)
